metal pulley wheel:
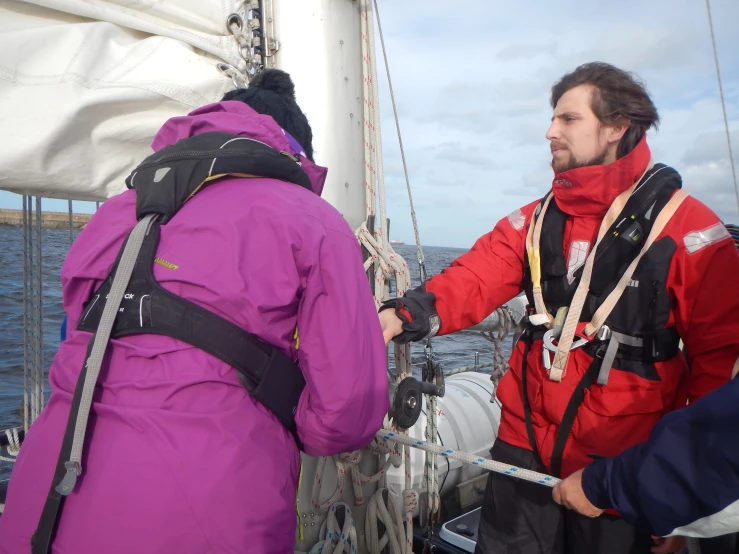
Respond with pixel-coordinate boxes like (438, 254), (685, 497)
(388, 377), (423, 429)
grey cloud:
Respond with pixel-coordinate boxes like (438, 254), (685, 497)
(513, 121), (549, 148)
(681, 160), (738, 195)
(682, 129), (739, 167)
(516, 164), (553, 194)
(497, 42), (558, 62)
(373, 0), (739, 246)
(413, 79), (549, 135)
(432, 141), (500, 169)
(430, 108), (498, 135)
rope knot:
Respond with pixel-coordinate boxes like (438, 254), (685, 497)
(339, 450), (362, 465)
(402, 489), (419, 512)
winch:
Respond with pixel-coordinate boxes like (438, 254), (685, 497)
(388, 342), (445, 429)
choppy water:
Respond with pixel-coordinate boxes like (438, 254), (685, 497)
(0, 227), (511, 482)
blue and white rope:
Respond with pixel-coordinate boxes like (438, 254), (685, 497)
(377, 429), (561, 487)
(308, 502), (359, 554)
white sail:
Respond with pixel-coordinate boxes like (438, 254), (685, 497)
(0, 0), (240, 200)
(0, 0), (367, 231)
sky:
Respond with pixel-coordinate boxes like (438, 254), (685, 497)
(1, 0), (737, 248)
(372, 0), (739, 247)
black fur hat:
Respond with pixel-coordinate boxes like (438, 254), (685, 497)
(222, 69), (314, 161)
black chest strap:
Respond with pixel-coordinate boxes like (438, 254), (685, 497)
(76, 223), (306, 443)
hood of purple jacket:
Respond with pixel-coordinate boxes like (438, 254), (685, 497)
(152, 100), (328, 196)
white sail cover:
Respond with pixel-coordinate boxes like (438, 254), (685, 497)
(0, 0), (244, 200)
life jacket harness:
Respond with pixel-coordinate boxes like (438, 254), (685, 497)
(520, 162), (690, 476)
(33, 132), (311, 553)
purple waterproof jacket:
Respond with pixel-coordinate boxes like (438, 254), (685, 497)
(0, 102), (389, 553)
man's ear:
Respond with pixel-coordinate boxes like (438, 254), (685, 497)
(606, 117), (630, 145)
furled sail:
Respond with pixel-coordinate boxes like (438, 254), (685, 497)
(0, 0), (244, 200)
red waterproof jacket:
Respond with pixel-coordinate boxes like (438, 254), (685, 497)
(386, 138), (739, 479)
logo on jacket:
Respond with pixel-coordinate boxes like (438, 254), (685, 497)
(554, 179), (573, 187)
(567, 241), (590, 284)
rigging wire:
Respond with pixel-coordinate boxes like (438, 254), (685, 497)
(705, 0), (739, 214)
(372, 0), (428, 283)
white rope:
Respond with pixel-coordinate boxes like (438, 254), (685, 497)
(311, 456), (348, 513)
(366, 0), (389, 258)
(310, 438), (403, 513)
(483, 305), (515, 393)
(366, 489), (406, 554)
(377, 429), (561, 488)
(308, 503), (359, 554)
(352, 220), (418, 554)
(370, 0), (441, 535)
(0, 428), (21, 463)
(331, 3), (440, 552)
(309, 440), (414, 554)
(423, 395), (440, 520)
(338, 442), (402, 506)
(357, 5), (417, 549)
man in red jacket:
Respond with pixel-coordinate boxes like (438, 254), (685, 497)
(380, 62), (739, 554)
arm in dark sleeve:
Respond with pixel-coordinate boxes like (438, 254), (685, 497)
(581, 377), (739, 538)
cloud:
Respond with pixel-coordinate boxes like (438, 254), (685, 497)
(497, 42), (558, 62)
(6, 0), (736, 246)
(373, 0), (739, 247)
(682, 129), (739, 166)
(432, 141), (499, 169)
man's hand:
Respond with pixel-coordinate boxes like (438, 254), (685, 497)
(379, 308), (403, 346)
(552, 469), (604, 518)
(554, 471), (685, 553)
(650, 536), (686, 553)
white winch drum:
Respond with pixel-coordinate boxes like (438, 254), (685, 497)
(386, 371), (501, 517)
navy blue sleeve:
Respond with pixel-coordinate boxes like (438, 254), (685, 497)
(61, 314), (67, 342)
(581, 377), (739, 538)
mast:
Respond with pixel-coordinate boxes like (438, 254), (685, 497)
(269, 0), (368, 231)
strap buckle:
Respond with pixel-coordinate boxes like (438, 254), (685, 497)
(595, 324), (612, 342)
(541, 329), (588, 370)
(55, 461), (81, 496)
(543, 330), (588, 352)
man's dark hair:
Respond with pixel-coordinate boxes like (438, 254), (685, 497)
(551, 62), (660, 159)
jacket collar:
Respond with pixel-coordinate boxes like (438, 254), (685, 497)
(550, 137), (651, 218)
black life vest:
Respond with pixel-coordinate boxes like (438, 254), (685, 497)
(519, 163), (685, 477)
(523, 163), (684, 366)
(33, 132), (310, 554)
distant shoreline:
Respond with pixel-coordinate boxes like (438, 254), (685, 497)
(0, 209), (91, 230)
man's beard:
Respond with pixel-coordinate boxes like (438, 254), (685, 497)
(552, 148), (608, 173)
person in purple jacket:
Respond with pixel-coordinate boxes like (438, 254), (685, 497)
(0, 69), (389, 554)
